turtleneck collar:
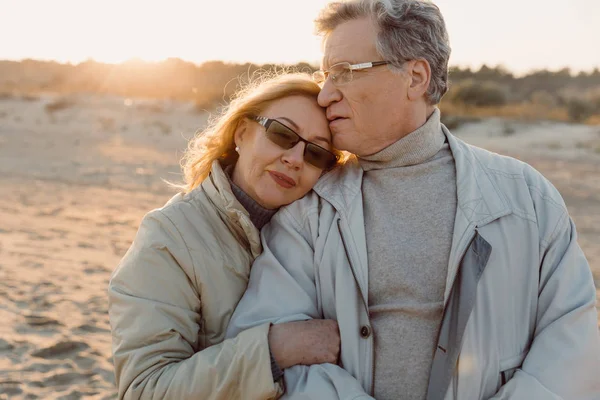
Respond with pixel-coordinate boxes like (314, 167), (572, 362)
(358, 108), (445, 172)
(224, 164), (278, 231)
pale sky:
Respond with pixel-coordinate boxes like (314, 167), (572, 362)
(1, 0), (598, 74)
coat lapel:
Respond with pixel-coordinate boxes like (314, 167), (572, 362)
(426, 128), (513, 399)
(427, 231), (493, 400)
(444, 128), (511, 304)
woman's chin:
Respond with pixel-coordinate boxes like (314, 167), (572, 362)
(252, 192), (279, 210)
(257, 191), (293, 210)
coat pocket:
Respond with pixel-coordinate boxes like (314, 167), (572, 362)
(499, 350), (527, 385)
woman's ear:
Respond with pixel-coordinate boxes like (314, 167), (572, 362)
(233, 118), (248, 148)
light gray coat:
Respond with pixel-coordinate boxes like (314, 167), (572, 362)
(227, 129), (600, 399)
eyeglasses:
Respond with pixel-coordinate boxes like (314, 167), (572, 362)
(312, 61), (390, 86)
(250, 116), (338, 170)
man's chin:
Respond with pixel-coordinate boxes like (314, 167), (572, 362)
(333, 136), (359, 155)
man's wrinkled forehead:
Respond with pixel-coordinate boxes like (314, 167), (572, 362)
(320, 17), (379, 69)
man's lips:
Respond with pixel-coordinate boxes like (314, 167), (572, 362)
(327, 113), (346, 122)
(329, 117), (347, 129)
(268, 171), (296, 188)
(327, 112), (348, 127)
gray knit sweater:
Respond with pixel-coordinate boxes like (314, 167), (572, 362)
(359, 109), (457, 399)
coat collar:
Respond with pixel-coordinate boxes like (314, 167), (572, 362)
(445, 126), (511, 228)
(443, 127), (512, 302)
(313, 156), (364, 213)
(313, 126), (513, 304)
(199, 160), (263, 258)
(314, 127), (512, 228)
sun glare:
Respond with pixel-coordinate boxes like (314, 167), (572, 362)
(0, 0), (598, 73)
(1, 0), (326, 66)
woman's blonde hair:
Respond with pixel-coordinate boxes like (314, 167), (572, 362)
(180, 72), (346, 193)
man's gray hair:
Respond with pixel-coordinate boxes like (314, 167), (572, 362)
(315, 0), (451, 104)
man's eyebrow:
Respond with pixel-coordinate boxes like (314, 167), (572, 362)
(327, 59), (350, 68)
(323, 60), (336, 69)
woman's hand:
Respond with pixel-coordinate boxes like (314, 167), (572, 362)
(268, 319), (340, 370)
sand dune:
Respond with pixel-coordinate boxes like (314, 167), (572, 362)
(0, 94), (598, 399)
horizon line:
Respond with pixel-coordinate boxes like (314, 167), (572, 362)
(2, 56), (599, 77)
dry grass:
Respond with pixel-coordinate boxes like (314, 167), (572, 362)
(45, 97), (75, 114)
(586, 115), (600, 125)
(440, 102), (571, 123)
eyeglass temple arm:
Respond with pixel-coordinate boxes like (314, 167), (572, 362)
(251, 116), (269, 126)
(350, 61), (389, 70)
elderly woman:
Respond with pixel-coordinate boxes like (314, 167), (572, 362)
(108, 73), (344, 399)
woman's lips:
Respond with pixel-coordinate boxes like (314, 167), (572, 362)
(268, 171), (296, 189)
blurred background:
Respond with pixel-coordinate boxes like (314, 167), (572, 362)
(0, 1), (598, 399)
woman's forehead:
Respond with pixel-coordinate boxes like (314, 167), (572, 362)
(263, 98), (331, 146)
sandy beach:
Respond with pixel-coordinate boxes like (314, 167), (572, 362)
(1, 94), (598, 399)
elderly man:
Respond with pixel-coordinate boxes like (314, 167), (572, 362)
(227, 1), (600, 399)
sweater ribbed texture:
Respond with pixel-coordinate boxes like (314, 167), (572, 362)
(224, 165), (278, 231)
(359, 109), (457, 400)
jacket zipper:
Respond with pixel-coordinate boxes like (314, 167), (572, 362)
(337, 218), (375, 396)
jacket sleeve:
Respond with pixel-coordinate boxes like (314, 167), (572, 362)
(490, 214), (600, 399)
(108, 210), (281, 400)
(226, 206), (374, 400)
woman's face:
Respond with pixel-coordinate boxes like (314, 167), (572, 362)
(232, 95), (333, 209)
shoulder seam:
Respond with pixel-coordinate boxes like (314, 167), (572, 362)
(540, 207), (569, 251)
(527, 184), (567, 213)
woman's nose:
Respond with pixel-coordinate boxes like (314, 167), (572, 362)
(281, 142), (305, 169)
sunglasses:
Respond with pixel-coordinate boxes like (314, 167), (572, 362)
(250, 116), (338, 170)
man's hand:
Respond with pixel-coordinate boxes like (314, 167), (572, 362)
(268, 319), (340, 370)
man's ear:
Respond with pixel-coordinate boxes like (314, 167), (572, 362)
(233, 118), (249, 148)
(406, 59), (432, 101)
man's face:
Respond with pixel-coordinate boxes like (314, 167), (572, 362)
(317, 17), (412, 157)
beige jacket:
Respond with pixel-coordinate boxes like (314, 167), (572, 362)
(108, 161), (283, 399)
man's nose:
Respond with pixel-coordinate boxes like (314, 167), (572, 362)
(318, 79), (342, 108)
